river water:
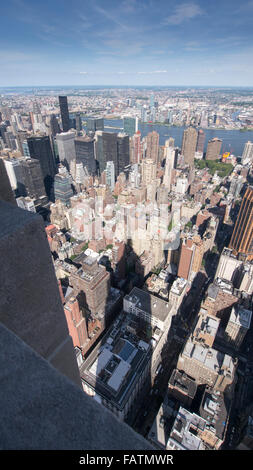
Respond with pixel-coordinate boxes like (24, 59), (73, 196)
(103, 119), (253, 157)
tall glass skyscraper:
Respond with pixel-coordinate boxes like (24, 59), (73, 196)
(117, 133), (130, 176)
(59, 96), (70, 132)
(53, 168), (73, 206)
(56, 131), (76, 170)
(95, 131), (117, 175)
(27, 135), (56, 200)
(123, 117), (138, 137)
(74, 136), (96, 176)
(87, 117), (104, 132)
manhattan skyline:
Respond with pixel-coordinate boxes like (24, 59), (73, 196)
(1, 0), (253, 87)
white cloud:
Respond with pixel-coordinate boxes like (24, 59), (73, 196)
(164, 2), (203, 25)
(137, 70), (168, 74)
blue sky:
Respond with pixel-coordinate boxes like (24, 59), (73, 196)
(1, 0), (253, 86)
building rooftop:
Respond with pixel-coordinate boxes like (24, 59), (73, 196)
(124, 287), (172, 323)
(79, 313), (152, 412)
(229, 305), (252, 329)
(194, 312), (220, 343)
(167, 407), (206, 450)
(199, 387), (230, 443)
(168, 369), (197, 400)
(182, 338), (234, 375)
(170, 277), (187, 295)
(75, 135), (94, 143)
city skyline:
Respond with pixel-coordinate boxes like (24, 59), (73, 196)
(1, 0), (253, 87)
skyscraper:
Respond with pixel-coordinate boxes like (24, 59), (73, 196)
(74, 136), (96, 175)
(242, 141), (253, 164)
(27, 135), (56, 199)
(4, 158), (23, 193)
(87, 117), (104, 132)
(20, 158), (47, 201)
(50, 114), (61, 136)
(105, 161), (115, 191)
(150, 94), (155, 108)
(75, 113), (82, 133)
(123, 117), (138, 137)
(59, 96), (70, 132)
(53, 167), (73, 206)
(146, 131), (159, 164)
(229, 186), (253, 260)
(4, 131), (17, 151)
(205, 138), (222, 161)
(117, 132), (130, 176)
(163, 147), (175, 191)
(130, 131), (141, 165)
(196, 129), (205, 154)
(141, 159), (157, 186)
(56, 131), (76, 170)
(95, 131), (117, 175)
(181, 126), (198, 166)
(0, 158), (16, 204)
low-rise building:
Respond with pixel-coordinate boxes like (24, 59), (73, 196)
(169, 277), (188, 315)
(199, 386), (230, 449)
(192, 309), (220, 348)
(224, 305), (252, 350)
(168, 369), (197, 407)
(80, 288), (173, 422)
(124, 287), (173, 374)
(148, 387), (229, 450)
(215, 247), (253, 295)
(145, 272), (169, 300)
(124, 287), (172, 333)
(166, 407), (208, 450)
(177, 337), (236, 392)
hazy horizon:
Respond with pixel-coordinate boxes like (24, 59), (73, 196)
(1, 84), (253, 90)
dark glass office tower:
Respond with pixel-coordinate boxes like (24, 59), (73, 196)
(20, 158), (47, 201)
(27, 136), (56, 200)
(96, 132), (117, 175)
(50, 114), (61, 136)
(74, 136), (96, 175)
(123, 117), (137, 137)
(87, 118), (104, 132)
(0, 124), (7, 144)
(75, 113), (82, 133)
(53, 172), (73, 207)
(117, 133), (130, 177)
(59, 96), (70, 132)
(4, 131), (17, 151)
